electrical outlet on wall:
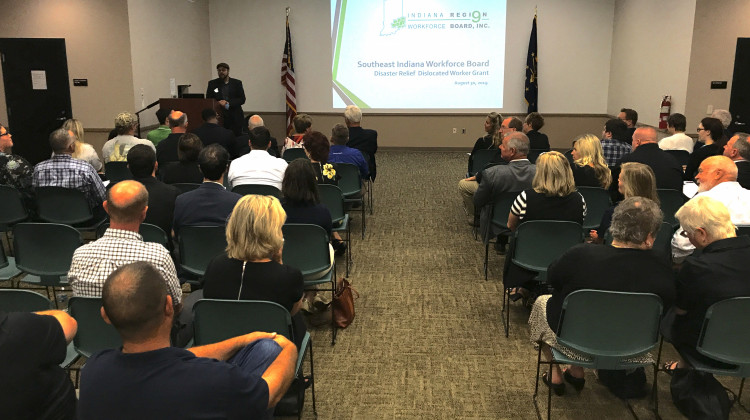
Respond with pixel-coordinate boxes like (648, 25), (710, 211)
(707, 105), (714, 114)
(452, 128), (457, 134)
(462, 128), (466, 134)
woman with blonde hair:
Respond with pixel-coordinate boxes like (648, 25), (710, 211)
(60, 118), (103, 172)
(570, 134), (611, 188)
(202, 194), (305, 348)
(505, 151), (587, 301)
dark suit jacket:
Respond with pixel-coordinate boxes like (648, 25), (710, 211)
(161, 161), (204, 184)
(736, 160), (750, 190)
(235, 134), (279, 157)
(347, 126), (378, 181)
(618, 143), (683, 191)
(155, 133), (181, 169)
(172, 182), (242, 235)
(206, 77), (246, 136)
(526, 130), (550, 150)
(134, 176), (180, 238)
(192, 122), (237, 158)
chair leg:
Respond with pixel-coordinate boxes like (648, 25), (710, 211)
(503, 288), (510, 338)
(309, 338), (317, 417)
(330, 279), (337, 346)
(534, 345), (542, 396)
(50, 286), (59, 309)
(346, 223), (351, 277)
(652, 362), (659, 416)
(360, 199), (366, 239)
(484, 242), (490, 280)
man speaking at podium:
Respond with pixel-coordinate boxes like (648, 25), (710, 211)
(206, 62), (246, 136)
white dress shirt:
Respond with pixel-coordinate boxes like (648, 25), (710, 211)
(227, 149), (288, 190)
(658, 132), (695, 153)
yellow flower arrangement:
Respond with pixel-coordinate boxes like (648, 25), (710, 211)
(323, 163), (336, 179)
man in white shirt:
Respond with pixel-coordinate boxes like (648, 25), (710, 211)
(658, 113), (694, 153)
(671, 155), (750, 262)
(227, 126), (287, 190)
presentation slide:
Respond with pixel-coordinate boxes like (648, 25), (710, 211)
(331, 0), (507, 109)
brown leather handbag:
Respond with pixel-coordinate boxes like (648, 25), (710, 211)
(332, 278), (358, 328)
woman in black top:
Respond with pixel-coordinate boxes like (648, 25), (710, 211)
(161, 133), (204, 184)
(467, 112), (502, 174)
(202, 194), (306, 348)
(684, 117), (725, 180)
(569, 134), (611, 189)
(303, 131), (340, 185)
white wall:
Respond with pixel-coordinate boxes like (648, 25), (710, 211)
(127, 0), (212, 128)
(209, 0), (616, 114)
(607, 0), (696, 126)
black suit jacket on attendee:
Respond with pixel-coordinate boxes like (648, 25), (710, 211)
(736, 160), (750, 190)
(526, 130), (550, 150)
(234, 134), (279, 158)
(618, 143), (683, 191)
(155, 133), (180, 169)
(134, 176), (180, 238)
(161, 161), (204, 184)
(206, 78), (245, 136)
(172, 182), (242, 235)
(347, 126), (378, 181)
(192, 123), (237, 158)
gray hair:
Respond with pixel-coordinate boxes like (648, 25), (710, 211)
(505, 132), (530, 156)
(675, 196), (736, 242)
(609, 197), (663, 245)
(711, 109), (732, 128)
(733, 133), (750, 160)
(248, 114), (264, 130)
(344, 105), (362, 123)
(49, 128), (74, 153)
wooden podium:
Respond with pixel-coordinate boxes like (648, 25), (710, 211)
(158, 98), (223, 132)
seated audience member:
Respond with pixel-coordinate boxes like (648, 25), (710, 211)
(202, 195), (306, 349)
(328, 123), (369, 179)
(672, 156), (750, 262)
(591, 162), (658, 242)
(34, 128), (107, 212)
(0, 122), (35, 209)
(569, 134), (612, 188)
(228, 126), (288, 190)
(504, 151), (587, 301)
(78, 262), (297, 419)
(282, 159), (346, 256)
(345, 105), (378, 181)
(523, 112), (550, 151)
(62, 118), (103, 172)
(236, 115), (279, 157)
(155, 110), (189, 168)
(658, 113), (694, 153)
(722, 132), (750, 189)
(161, 133), (204, 184)
(618, 107), (638, 145)
(173, 144), (241, 236)
(685, 117), (725, 180)
(711, 108), (734, 140)
(192, 108), (237, 158)
(617, 126), (683, 191)
(146, 107), (171, 146)
(102, 112), (154, 163)
(283, 113), (312, 152)
(600, 118), (631, 167)
(0, 309), (77, 419)
(529, 197), (675, 395)
(467, 112), (502, 175)
(663, 196), (750, 370)
(126, 144), (180, 237)
(304, 131), (340, 185)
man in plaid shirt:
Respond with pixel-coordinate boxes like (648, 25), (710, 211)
(33, 128), (106, 209)
(600, 118), (632, 167)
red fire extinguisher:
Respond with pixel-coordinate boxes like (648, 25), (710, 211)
(659, 95), (671, 129)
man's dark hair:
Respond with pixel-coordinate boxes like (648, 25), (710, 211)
(178, 133), (203, 163)
(508, 117), (523, 132)
(249, 126), (271, 150)
(667, 113), (687, 132)
(282, 159), (320, 206)
(605, 118), (628, 142)
(102, 262), (168, 342)
(525, 112), (544, 131)
(702, 117), (726, 145)
(201, 108), (217, 122)
(198, 144), (230, 181)
(216, 62), (229, 70)
(620, 108), (638, 125)
(331, 123), (349, 145)
(302, 131), (330, 162)
(155, 108), (170, 125)
(126, 144), (156, 178)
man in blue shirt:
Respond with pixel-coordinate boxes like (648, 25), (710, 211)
(328, 123), (369, 179)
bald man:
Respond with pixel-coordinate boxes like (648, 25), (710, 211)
(68, 180), (182, 311)
(671, 155), (750, 262)
(235, 114), (280, 157)
(155, 110), (189, 168)
(616, 126), (684, 192)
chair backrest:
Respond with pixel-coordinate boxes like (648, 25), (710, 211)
(68, 297), (122, 358)
(696, 297), (750, 374)
(527, 149), (548, 164)
(318, 184), (347, 224)
(512, 221), (583, 278)
(172, 183), (201, 194)
(13, 223), (82, 276)
(105, 161), (132, 184)
(36, 186), (94, 225)
(577, 187), (612, 230)
(557, 289), (663, 370)
(490, 191), (520, 231)
(231, 184), (282, 199)
(0, 290), (52, 312)
(178, 225), (227, 276)
(652, 222), (675, 261)
(470, 149), (497, 176)
(736, 225), (750, 237)
(657, 189), (686, 228)
(281, 224), (331, 278)
(282, 148), (308, 162)
(193, 299), (294, 345)
(664, 149), (691, 166)
(336, 163), (362, 196)
(140, 223), (169, 247)
(0, 185), (28, 229)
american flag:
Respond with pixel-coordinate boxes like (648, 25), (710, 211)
(281, 15), (296, 136)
